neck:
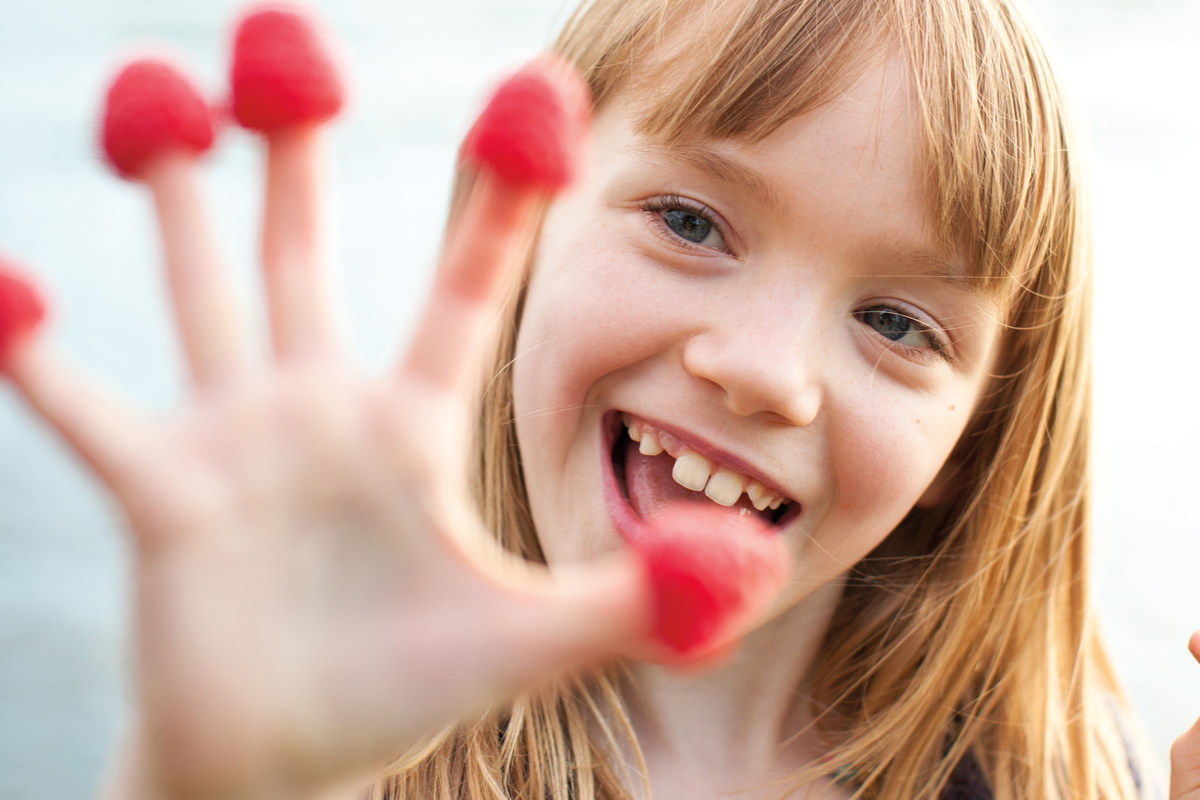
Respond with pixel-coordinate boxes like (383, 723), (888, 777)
(620, 579), (846, 796)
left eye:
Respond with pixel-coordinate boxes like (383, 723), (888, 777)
(857, 307), (938, 351)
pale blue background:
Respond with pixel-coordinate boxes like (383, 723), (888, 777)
(0, 0), (1197, 797)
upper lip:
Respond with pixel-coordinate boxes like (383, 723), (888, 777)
(619, 411), (795, 504)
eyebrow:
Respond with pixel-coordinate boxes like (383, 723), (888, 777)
(863, 241), (990, 295)
(624, 141), (787, 210)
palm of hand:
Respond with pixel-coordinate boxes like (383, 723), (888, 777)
(127, 364), (530, 796)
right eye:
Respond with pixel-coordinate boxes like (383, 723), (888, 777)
(640, 196), (730, 252)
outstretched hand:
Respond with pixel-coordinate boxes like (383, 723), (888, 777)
(0, 6), (788, 800)
(1170, 632), (1200, 799)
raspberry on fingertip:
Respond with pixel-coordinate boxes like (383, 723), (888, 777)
(462, 56), (590, 192)
(229, 3), (345, 132)
(0, 259), (47, 371)
(100, 58), (217, 180)
(633, 504), (787, 659)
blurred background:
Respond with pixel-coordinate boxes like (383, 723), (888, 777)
(0, 0), (1197, 796)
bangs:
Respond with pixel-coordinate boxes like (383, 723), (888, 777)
(555, 0), (1082, 298)
(579, 0), (884, 143)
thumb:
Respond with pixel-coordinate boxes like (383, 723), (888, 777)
(496, 503), (790, 683)
(486, 551), (650, 686)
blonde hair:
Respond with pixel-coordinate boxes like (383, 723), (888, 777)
(372, 1), (1141, 798)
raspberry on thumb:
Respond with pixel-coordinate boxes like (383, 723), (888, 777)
(633, 504), (788, 659)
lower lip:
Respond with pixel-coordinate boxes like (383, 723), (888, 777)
(601, 412), (657, 544)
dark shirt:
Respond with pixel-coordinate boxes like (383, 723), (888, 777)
(942, 754), (991, 800)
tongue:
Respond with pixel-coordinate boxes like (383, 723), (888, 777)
(625, 443), (763, 522)
(625, 447), (696, 519)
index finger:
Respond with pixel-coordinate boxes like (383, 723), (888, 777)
(399, 56), (589, 392)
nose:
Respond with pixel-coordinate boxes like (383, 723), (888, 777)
(681, 312), (822, 427)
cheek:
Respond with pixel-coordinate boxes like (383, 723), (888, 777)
(813, 395), (968, 565)
(509, 241), (672, 523)
(514, 246), (682, 426)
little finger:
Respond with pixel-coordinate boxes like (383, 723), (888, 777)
(1, 268), (155, 495)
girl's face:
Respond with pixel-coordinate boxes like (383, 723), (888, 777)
(512, 55), (1001, 617)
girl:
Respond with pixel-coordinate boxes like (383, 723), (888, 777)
(2, 0), (1198, 798)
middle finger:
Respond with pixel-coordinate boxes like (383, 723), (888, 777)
(260, 124), (338, 361)
(230, 5), (346, 362)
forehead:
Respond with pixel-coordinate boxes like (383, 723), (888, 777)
(730, 52), (931, 219)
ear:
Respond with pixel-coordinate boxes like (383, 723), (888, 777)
(916, 456), (959, 508)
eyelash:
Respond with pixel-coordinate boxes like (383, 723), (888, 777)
(855, 304), (952, 363)
(638, 195), (733, 255)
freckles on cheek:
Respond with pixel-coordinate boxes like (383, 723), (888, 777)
(511, 265), (660, 476)
(822, 409), (951, 558)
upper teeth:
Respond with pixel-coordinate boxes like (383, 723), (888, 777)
(623, 414), (790, 512)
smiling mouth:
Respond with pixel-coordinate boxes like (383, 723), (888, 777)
(608, 412), (799, 529)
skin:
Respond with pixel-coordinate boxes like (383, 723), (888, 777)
(5, 41), (1200, 800)
(512, 54), (1001, 798)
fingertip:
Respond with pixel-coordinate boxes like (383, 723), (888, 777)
(462, 54), (590, 192)
(1188, 630), (1200, 664)
(100, 56), (216, 181)
(229, 3), (346, 132)
(0, 257), (49, 373)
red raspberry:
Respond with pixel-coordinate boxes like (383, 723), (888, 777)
(462, 56), (590, 191)
(634, 505), (786, 656)
(230, 4), (345, 132)
(0, 259), (47, 369)
(100, 58), (215, 180)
